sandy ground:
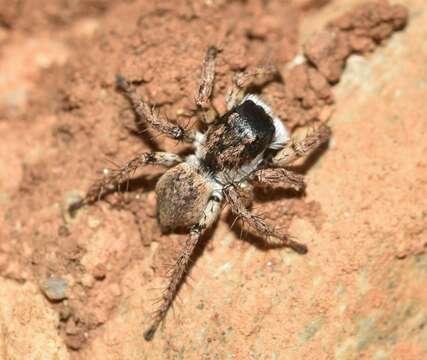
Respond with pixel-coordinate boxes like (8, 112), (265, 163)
(0, 0), (426, 359)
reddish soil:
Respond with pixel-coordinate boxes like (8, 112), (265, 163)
(1, 1), (426, 359)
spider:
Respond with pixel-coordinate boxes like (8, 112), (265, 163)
(71, 46), (331, 341)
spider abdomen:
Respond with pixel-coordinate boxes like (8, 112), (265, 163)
(155, 163), (212, 230)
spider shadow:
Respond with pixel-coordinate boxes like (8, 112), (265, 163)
(116, 79), (199, 152)
(86, 174), (160, 211)
(223, 139), (330, 251)
(125, 120), (162, 151)
(116, 80), (164, 152)
(224, 210), (292, 252)
(118, 173), (160, 195)
(291, 139), (330, 175)
(245, 73), (283, 96)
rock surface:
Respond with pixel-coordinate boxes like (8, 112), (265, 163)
(0, 280), (70, 360)
(0, 0), (426, 359)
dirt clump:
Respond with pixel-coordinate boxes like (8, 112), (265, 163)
(305, 1), (408, 83)
(278, 0), (408, 128)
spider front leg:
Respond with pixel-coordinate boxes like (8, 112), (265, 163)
(224, 186), (307, 254)
(195, 46), (219, 124)
(116, 75), (196, 142)
(249, 168), (305, 192)
(226, 65), (278, 110)
(144, 197), (222, 341)
(70, 152), (182, 212)
(272, 124), (332, 167)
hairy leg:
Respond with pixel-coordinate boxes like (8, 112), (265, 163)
(249, 168), (305, 192)
(224, 186), (307, 254)
(272, 124), (332, 167)
(70, 152), (182, 212)
(144, 197), (222, 341)
(225, 65), (277, 110)
(116, 75), (195, 142)
(195, 46), (219, 124)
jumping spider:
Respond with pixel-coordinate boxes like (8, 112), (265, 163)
(71, 46), (331, 341)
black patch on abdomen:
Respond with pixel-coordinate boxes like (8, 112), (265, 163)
(204, 99), (275, 172)
(235, 99), (275, 149)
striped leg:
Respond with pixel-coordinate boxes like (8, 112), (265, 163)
(224, 186), (307, 254)
(249, 168), (305, 192)
(116, 75), (196, 142)
(225, 65), (277, 110)
(272, 125), (331, 167)
(195, 46), (219, 124)
(144, 197), (222, 341)
(70, 152), (182, 212)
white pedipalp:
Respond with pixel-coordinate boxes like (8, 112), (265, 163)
(193, 131), (206, 161)
(270, 116), (290, 149)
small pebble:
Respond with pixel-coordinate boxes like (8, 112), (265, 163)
(93, 263), (107, 280)
(65, 318), (79, 335)
(65, 334), (85, 350)
(81, 273), (95, 288)
(40, 276), (68, 301)
(59, 306), (71, 321)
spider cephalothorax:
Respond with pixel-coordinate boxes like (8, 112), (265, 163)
(202, 95), (280, 171)
(72, 46), (331, 341)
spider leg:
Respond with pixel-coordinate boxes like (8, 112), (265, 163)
(70, 151), (182, 212)
(225, 65), (278, 110)
(116, 75), (196, 142)
(223, 186), (307, 254)
(144, 197), (222, 341)
(249, 168), (305, 192)
(195, 46), (219, 124)
(272, 124), (332, 167)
